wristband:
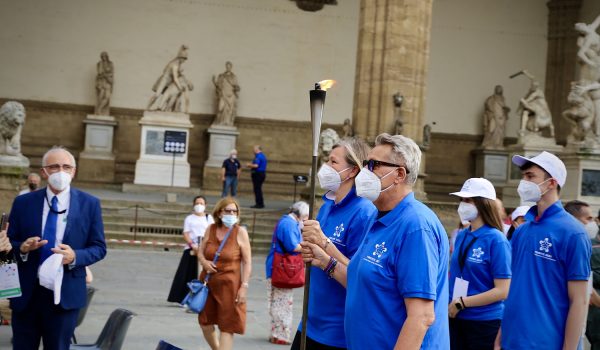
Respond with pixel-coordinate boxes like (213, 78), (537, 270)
(241, 282), (249, 288)
(323, 237), (331, 251)
(460, 296), (467, 308)
(327, 259), (338, 278)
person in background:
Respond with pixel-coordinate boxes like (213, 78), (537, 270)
(497, 151), (591, 350)
(506, 205), (530, 241)
(265, 201), (309, 345)
(198, 197), (251, 350)
(292, 137), (375, 350)
(495, 199), (510, 235)
(247, 145), (267, 209)
(448, 178), (511, 350)
(18, 172), (41, 195)
(168, 196), (214, 304)
(221, 149), (241, 198)
(564, 201), (600, 349)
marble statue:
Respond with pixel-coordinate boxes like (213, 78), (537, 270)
(319, 128), (340, 165)
(516, 71), (555, 137)
(481, 85), (510, 149)
(563, 82), (597, 144)
(147, 45), (189, 112)
(158, 67), (194, 113)
(0, 102), (25, 156)
(422, 124), (432, 148)
(94, 52), (113, 116)
(575, 15), (600, 70)
(393, 93), (404, 135)
(212, 61), (240, 126)
(342, 118), (354, 138)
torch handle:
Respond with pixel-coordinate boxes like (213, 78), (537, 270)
(300, 154), (319, 350)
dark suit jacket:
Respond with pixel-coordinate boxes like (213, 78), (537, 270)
(7, 187), (106, 311)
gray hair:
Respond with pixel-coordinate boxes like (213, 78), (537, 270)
(331, 137), (370, 169)
(375, 133), (421, 184)
(42, 146), (76, 168)
(290, 201), (309, 218)
(230, 149), (237, 154)
(27, 172), (41, 180)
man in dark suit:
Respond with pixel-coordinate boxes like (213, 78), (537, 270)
(7, 146), (106, 349)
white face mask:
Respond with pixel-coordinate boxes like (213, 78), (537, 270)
(193, 204), (205, 213)
(457, 202), (479, 222)
(46, 171), (72, 192)
(517, 178), (550, 203)
(585, 221), (599, 240)
(355, 167), (398, 202)
(221, 214), (238, 228)
(317, 164), (351, 192)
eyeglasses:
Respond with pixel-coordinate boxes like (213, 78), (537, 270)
(221, 208), (238, 214)
(43, 163), (75, 173)
(362, 159), (409, 173)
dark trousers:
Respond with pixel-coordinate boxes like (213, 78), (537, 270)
(12, 284), (79, 350)
(449, 317), (500, 350)
(222, 175), (239, 197)
(251, 171), (266, 206)
(290, 331), (346, 350)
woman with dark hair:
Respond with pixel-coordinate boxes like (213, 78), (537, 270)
(197, 197), (251, 350)
(448, 178), (512, 350)
(167, 195), (214, 304)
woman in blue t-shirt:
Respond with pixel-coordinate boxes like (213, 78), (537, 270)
(448, 178), (512, 350)
(291, 138), (376, 350)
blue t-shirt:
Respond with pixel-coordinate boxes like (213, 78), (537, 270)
(252, 152), (267, 172)
(265, 214), (301, 279)
(501, 202), (591, 350)
(297, 187), (376, 348)
(448, 224), (511, 321)
(345, 192), (450, 350)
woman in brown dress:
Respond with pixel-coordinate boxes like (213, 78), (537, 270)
(197, 197), (252, 350)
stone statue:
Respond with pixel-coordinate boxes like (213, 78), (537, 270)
(342, 118), (354, 138)
(158, 67), (194, 113)
(481, 85), (510, 149)
(94, 51), (114, 116)
(212, 61), (240, 126)
(147, 45), (189, 112)
(575, 15), (600, 70)
(393, 93), (404, 135)
(515, 71), (555, 137)
(563, 82), (597, 145)
(319, 128), (340, 165)
(422, 124), (432, 148)
(0, 102), (26, 156)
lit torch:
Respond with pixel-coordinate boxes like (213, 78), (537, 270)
(301, 79), (335, 350)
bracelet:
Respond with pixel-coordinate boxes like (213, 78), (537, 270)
(323, 256), (334, 273)
(323, 256), (337, 278)
(323, 237), (331, 251)
(460, 296), (466, 308)
(327, 259), (338, 279)
(241, 282), (249, 288)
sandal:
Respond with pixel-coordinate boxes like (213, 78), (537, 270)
(268, 336), (291, 345)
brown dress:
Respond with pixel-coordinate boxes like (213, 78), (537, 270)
(198, 224), (246, 334)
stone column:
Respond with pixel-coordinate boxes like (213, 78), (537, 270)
(544, 0), (582, 145)
(352, 0), (433, 143)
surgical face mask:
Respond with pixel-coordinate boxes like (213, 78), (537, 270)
(355, 167), (398, 202)
(46, 171), (72, 192)
(231, 154), (237, 159)
(193, 204), (205, 213)
(457, 202), (479, 222)
(298, 220), (304, 230)
(317, 164), (351, 192)
(221, 214), (238, 228)
(28, 182), (38, 191)
(585, 221), (599, 240)
(517, 178), (551, 203)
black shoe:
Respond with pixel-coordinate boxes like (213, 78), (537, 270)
(251, 205), (265, 209)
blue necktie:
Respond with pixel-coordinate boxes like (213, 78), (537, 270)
(40, 196), (58, 263)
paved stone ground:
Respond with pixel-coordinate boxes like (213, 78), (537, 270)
(0, 248), (304, 349)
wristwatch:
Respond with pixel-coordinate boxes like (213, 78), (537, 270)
(455, 301), (464, 311)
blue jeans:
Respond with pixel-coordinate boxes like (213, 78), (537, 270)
(222, 175), (238, 197)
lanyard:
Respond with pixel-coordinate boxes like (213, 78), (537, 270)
(458, 234), (479, 273)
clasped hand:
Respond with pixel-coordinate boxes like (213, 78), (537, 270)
(20, 237), (75, 264)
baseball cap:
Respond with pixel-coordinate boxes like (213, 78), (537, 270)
(38, 253), (64, 305)
(450, 178), (497, 200)
(510, 205), (531, 221)
(511, 151), (567, 187)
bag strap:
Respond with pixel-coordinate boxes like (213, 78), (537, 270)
(271, 221), (289, 254)
(204, 226), (233, 283)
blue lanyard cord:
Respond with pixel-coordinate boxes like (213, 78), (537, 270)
(458, 234), (479, 273)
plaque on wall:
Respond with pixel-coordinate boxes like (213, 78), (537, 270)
(145, 130), (183, 157)
(484, 155), (508, 181)
(581, 169), (600, 196)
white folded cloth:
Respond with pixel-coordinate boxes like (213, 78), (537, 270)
(38, 254), (64, 305)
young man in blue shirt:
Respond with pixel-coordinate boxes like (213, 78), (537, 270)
(498, 151), (591, 350)
(246, 145), (267, 208)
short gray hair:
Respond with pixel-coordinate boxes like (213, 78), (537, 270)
(42, 146), (76, 168)
(291, 201), (309, 218)
(375, 133), (421, 184)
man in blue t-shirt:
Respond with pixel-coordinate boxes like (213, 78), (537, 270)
(499, 151), (591, 350)
(221, 149), (241, 197)
(246, 145), (267, 208)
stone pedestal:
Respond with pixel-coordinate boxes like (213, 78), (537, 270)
(473, 148), (510, 185)
(0, 156), (30, 213)
(560, 151), (600, 211)
(133, 111), (193, 187)
(201, 124), (240, 194)
(78, 115), (117, 183)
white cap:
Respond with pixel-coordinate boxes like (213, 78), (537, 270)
(450, 178), (497, 200)
(512, 151), (567, 187)
(38, 254), (63, 305)
(511, 205), (531, 221)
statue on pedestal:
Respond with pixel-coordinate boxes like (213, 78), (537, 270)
(513, 70), (555, 138)
(393, 93), (404, 135)
(212, 61), (240, 126)
(481, 85), (510, 149)
(319, 128), (340, 165)
(158, 68), (194, 113)
(94, 51), (113, 116)
(342, 118), (354, 138)
(147, 45), (189, 112)
(563, 82), (596, 144)
(0, 102), (26, 156)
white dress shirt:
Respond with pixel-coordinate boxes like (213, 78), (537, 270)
(42, 186), (70, 247)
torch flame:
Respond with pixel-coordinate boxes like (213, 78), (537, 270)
(318, 80), (336, 91)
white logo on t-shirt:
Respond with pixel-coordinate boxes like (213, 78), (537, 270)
(534, 237), (556, 261)
(333, 223), (345, 238)
(373, 242), (387, 259)
(472, 247), (484, 258)
(539, 238), (553, 253)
